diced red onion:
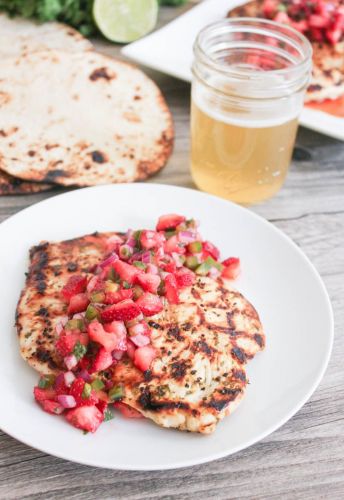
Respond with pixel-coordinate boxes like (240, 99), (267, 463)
(156, 246), (165, 259)
(141, 251), (152, 264)
(78, 369), (92, 382)
(209, 267), (221, 278)
(126, 236), (137, 248)
(113, 350), (124, 361)
(57, 394), (76, 409)
(64, 354), (78, 370)
(64, 371), (76, 387)
(178, 230), (196, 243)
(55, 322), (64, 336)
(106, 235), (123, 251)
(99, 252), (118, 269)
(131, 334), (150, 347)
(54, 373), (64, 389)
(87, 276), (99, 293)
(129, 322), (147, 337)
(73, 312), (85, 320)
(172, 253), (184, 268)
(146, 263), (158, 275)
(119, 244), (133, 260)
(105, 379), (114, 390)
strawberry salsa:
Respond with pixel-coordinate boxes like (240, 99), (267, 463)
(34, 214), (241, 433)
(262, 0), (344, 44)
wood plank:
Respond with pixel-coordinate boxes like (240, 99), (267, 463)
(0, 2), (343, 499)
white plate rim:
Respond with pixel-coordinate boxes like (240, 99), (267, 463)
(0, 183), (334, 470)
(122, 0), (344, 141)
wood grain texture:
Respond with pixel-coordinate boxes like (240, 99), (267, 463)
(0, 2), (343, 499)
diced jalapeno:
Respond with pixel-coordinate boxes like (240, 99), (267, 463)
(185, 255), (200, 270)
(91, 379), (105, 391)
(85, 304), (100, 321)
(66, 318), (85, 331)
(82, 382), (92, 399)
(108, 384), (124, 401)
(38, 375), (55, 389)
(188, 241), (202, 253)
(133, 261), (146, 270)
(90, 291), (105, 303)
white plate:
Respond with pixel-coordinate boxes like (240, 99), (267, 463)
(122, 0), (344, 141)
(0, 184), (333, 470)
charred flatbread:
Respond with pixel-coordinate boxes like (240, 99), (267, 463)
(0, 50), (174, 186)
(0, 14), (93, 57)
(0, 170), (52, 195)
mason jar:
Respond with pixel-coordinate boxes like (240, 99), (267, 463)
(191, 18), (312, 205)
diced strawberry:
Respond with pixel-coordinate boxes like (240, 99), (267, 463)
(164, 235), (185, 255)
(126, 339), (136, 360)
(162, 260), (177, 274)
(140, 230), (160, 249)
(274, 11), (291, 24)
(128, 321), (150, 337)
(222, 257), (241, 280)
(104, 288), (133, 304)
(112, 260), (141, 284)
(34, 387), (57, 402)
(203, 241), (220, 260)
(56, 333), (78, 357)
(54, 375), (69, 395)
(68, 293), (89, 315)
(309, 14), (328, 28)
(103, 320), (127, 350)
(131, 334), (150, 347)
(88, 321), (120, 352)
(174, 267), (196, 287)
(101, 299), (141, 323)
(70, 378), (98, 407)
(90, 347), (113, 373)
(61, 275), (87, 301)
(326, 27), (342, 44)
(106, 234), (123, 252)
(96, 399), (108, 415)
(114, 402), (144, 419)
(66, 405), (104, 432)
(134, 345), (156, 372)
(135, 292), (163, 316)
(41, 400), (64, 415)
(262, 0), (277, 17)
(135, 273), (161, 293)
(164, 274), (179, 304)
(87, 276), (104, 293)
(156, 214), (186, 231)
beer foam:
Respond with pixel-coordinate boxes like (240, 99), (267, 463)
(192, 86), (300, 129)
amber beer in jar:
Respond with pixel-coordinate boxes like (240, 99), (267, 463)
(191, 19), (312, 204)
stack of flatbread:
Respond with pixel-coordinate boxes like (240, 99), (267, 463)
(0, 15), (173, 195)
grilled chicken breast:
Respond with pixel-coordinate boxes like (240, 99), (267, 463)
(17, 234), (265, 434)
(113, 276), (265, 434)
(16, 232), (114, 374)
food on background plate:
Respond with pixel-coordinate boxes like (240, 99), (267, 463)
(0, 14), (93, 194)
(17, 214), (265, 434)
(0, 170), (52, 195)
(0, 14), (93, 57)
(228, 0), (344, 103)
(0, 50), (173, 186)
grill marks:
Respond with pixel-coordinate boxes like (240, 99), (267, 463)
(113, 275), (265, 433)
(17, 231), (117, 375)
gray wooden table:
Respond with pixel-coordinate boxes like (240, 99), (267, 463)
(0, 3), (343, 499)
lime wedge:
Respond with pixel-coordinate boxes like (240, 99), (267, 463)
(93, 0), (159, 43)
